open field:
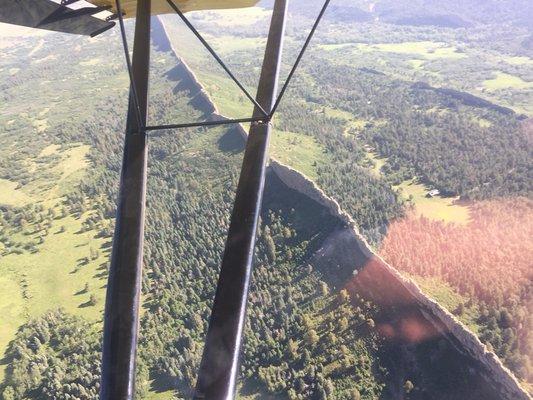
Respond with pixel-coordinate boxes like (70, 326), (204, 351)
(210, 35), (266, 53)
(366, 41), (466, 60)
(0, 207), (108, 379)
(363, 149), (470, 224)
(396, 179), (470, 224)
(0, 142), (105, 381)
(483, 71), (533, 90)
(319, 40), (466, 60)
(503, 55), (533, 66)
(0, 179), (33, 207)
(270, 130), (326, 179)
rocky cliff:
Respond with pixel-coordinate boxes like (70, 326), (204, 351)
(271, 160), (530, 400)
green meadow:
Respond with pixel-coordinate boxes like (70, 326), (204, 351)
(270, 130), (326, 179)
(0, 145), (108, 381)
(396, 179), (470, 225)
(364, 152), (470, 224)
(483, 71), (533, 90)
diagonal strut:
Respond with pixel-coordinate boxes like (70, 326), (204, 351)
(166, 0), (270, 119)
(270, 0), (331, 117)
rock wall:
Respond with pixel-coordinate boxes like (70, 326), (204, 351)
(271, 160), (530, 400)
(158, 18), (218, 117)
(158, 18), (530, 399)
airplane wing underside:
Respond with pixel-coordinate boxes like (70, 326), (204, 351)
(0, 0), (261, 36)
(0, 0), (116, 36)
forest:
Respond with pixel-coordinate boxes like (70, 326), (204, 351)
(277, 60), (532, 201)
(168, 2), (533, 390)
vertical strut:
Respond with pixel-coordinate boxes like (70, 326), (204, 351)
(100, 1), (151, 399)
(193, 1), (288, 399)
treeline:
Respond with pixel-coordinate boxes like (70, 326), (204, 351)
(380, 198), (533, 382)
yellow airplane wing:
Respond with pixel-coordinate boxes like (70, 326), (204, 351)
(88, 0), (261, 17)
(0, 0), (260, 37)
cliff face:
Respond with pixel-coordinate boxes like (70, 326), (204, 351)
(155, 17), (217, 116)
(156, 17), (531, 400)
(272, 161), (530, 400)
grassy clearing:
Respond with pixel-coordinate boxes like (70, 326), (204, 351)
(502, 56), (533, 66)
(0, 179), (33, 206)
(368, 41), (466, 60)
(319, 107), (368, 136)
(198, 69), (255, 117)
(363, 150), (470, 224)
(365, 150), (387, 178)
(321, 106), (356, 121)
(39, 144), (60, 157)
(0, 146), (100, 381)
(15, 144), (90, 201)
(79, 58), (102, 66)
(210, 35), (266, 53)
(472, 116), (492, 128)
(270, 130), (326, 179)
(322, 41), (466, 60)
(0, 148), (104, 381)
(483, 71), (533, 90)
(317, 43), (354, 51)
(144, 386), (175, 400)
(0, 206), (109, 380)
(409, 59), (425, 69)
(486, 72), (532, 90)
(397, 179), (470, 224)
(32, 118), (48, 133)
(0, 140), (101, 382)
